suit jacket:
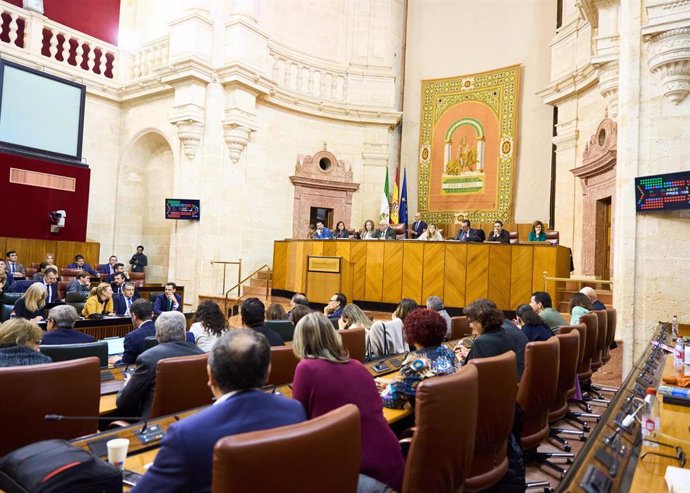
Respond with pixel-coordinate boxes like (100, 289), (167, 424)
(454, 228), (484, 242)
(334, 229), (350, 239)
(373, 227), (397, 240)
(66, 280), (90, 293)
(101, 263), (116, 275)
(116, 340), (205, 418)
(42, 281), (59, 303)
(130, 253), (148, 272)
(113, 293), (141, 316)
(41, 328), (96, 345)
(411, 220), (427, 239)
(131, 390), (306, 493)
(67, 262), (99, 277)
(154, 293), (183, 315)
(5, 261), (26, 278)
(120, 319), (156, 365)
(487, 229), (511, 244)
(313, 227), (333, 239)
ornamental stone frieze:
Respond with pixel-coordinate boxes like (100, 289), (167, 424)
(645, 27), (690, 104)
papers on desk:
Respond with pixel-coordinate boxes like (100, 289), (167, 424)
(665, 466), (690, 493)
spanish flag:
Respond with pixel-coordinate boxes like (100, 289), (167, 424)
(390, 167), (400, 224)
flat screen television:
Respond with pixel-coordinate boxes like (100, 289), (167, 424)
(165, 199), (201, 220)
(635, 171), (690, 212)
(0, 59), (86, 161)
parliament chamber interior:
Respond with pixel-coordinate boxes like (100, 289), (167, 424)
(1, 0), (689, 492)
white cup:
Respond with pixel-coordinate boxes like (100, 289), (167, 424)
(107, 438), (130, 471)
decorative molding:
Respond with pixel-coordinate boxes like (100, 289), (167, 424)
(553, 119), (580, 152)
(596, 61), (619, 118)
(537, 63), (599, 105)
(572, 115), (617, 188)
(645, 27), (690, 104)
(223, 123), (255, 164)
(576, 0), (599, 27)
(169, 103), (206, 160)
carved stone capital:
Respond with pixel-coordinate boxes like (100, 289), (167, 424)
(646, 27), (690, 104)
(170, 103), (205, 160)
(596, 61), (619, 118)
(223, 123), (254, 164)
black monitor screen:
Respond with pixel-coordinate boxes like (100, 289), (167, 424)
(635, 171), (690, 212)
(165, 199), (200, 220)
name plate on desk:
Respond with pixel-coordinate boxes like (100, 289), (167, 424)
(307, 256), (341, 274)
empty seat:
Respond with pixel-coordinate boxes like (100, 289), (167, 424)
(545, 230), (559, 245)
(266, 346), (299, 386)
(450, 316), (471, 339)
(509, 231), (519, 244)
(149, 353), (213, 418)
(40, 341), (108, 368)
(339, 327), (366, 362)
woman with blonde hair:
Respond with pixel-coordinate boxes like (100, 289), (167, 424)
(12, 283), (47, 322)
(0, 259), (7, 294)
(417, 223), (444, 241)
(0, 318), (52, 367)
(82, 283), (115, 319)
(44, 253), (56, 266)
(339, 303), (372, 331)
(292, 312), (404, 491)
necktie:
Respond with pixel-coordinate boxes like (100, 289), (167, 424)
(46, 284), (51, 303)
(167, 299), (172, 311)
(10, 263), (15, 273)
(126, 297), (132, 315)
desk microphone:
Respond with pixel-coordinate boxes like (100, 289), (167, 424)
(622, 401), (645, 428)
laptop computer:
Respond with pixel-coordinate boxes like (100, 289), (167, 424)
(104, 336), (125, 356)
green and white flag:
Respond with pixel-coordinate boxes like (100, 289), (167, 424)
(380, 168), (390, 222)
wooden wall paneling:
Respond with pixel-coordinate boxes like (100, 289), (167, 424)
(322, 241), (337, 257)
(335, 241), (353, 302)
(381, 242), (403, 303)
(401, 242), (424, 303)
(510, 245), (534, 309)
(0, 238), (6, 259)
(272, 241), (287, 290)
(286, 241), (306, 293)
(5, 238), (52, 267)
(487, 245), (512, 310)
(443, 243), (467, 308)
(554, 245), (572, 307)
(311, 241), (324, 257)
(364, 242), (385, 302)
(84, 242), (101, 267)
(465, 244), (490, 303)
(350, 242), (367, 300)
(422, 243), (446, 303)
(532, 245), (558, 301)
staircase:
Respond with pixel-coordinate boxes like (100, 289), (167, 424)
(557, 281), (613, 312)
(238, 270), (272, 300)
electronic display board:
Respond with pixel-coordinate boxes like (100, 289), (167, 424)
(635, 171), (690, 212)
(165, 199), (200, 220)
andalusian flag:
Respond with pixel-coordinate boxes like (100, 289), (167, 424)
(380, 168), (390, 222)
(390, 167), (400, 224)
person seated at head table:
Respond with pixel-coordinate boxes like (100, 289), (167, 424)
(579, 286), (606, 311)
(569, 292), (593, 326)
(241, 297), (284, 346)
(324, 292), (347, 320)
(339, 303), (373, 331)
(265, 302), (288, 321)
(67, 271), (92, 294)
(378, 309), (458, 410)
(361, 219), (377, 239)
(42, 305), (96, 345)
(313, 221), (333, 239)
(292, 312), (405, 491)
(32, 261), (48, 281)
(67, 255), (99, 277)
(131, 329), (306, 493)
(189, 300), (229, 353)
(82, 283), (115, 319)
(453, 220), (484, 242)
(528, 220), (547, 242)
(0, 318), (52, 367)
(487, 220), (510, 243)
(514, 304), (553, 342)
(372, 220), (397, 240)
(333, 220), (350, 239)
(12, 282), (47, 323)
(530, 291), (567, 334)
(306, 223), (316, 239)
(417, 223), (444, 241)
(410, 212), (427, 239)
(368, 298), (419, 358)
(153, 282), (182, 315)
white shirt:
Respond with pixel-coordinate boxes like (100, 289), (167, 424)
(214, 390), (242, 406)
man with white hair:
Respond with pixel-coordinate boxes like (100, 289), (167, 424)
(373, 219), (397, 239)
(580, 286), (606, 310)
(426, 295), (452, 338)
(116, 311), (203, 418)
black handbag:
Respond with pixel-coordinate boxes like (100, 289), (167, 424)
(0, 439), (123, 493)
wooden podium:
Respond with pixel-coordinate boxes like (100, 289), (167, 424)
(305, 256), (353, 304)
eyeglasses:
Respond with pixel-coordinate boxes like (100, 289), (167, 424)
(640, 440), (686, 467)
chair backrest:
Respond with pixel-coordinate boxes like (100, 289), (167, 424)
(39, 341), (108, 368)
(0, 357), (100, 456)
(465, 351), (517, 491)
(65, 291), (89, 302)
(509, 231), (519, 244)
(265, 320), (295, 342)
(577, 312), (598, 381)
(149, 353), (213, 419)
(148, 291), (164, 302)
(57, 281), (70, 301)
(338, 327), (366, 362)
(25, 267), (36, 279)
(1, 304), (13, 322)
(144, 336), (160, 350)
(591, 310), (608, 369)
(60, 268), (82, 278)
(450, 316), (471, 339)
(7, 280), (35, 293)
(550, 330), (581, 420)
(392, 223), (406, 239)
(129, 272), (145, 287)
(266, 346), (299, 386)
(0, 292), (22, 305)
(603, 308), (617, 362)
(212, 404), (360, 493)
(545, 230), (559, 245)
(517, 338), (560, 450)
(558, 324), (586, 367)
(403, 366), (479, 493)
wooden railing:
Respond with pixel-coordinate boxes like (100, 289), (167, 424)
(543, 272), (613, 292)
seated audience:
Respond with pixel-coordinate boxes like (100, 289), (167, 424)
(67, 255), (99, 277)
(313, 221), (333, 239)
(530, 291), (567, 333)
(0, 259), (7, 294)
(189, 300), (228, 352)
(515, 304), (553, 342)
(32, 261), (48, 281)
(487, 220), (511, 243)
(42, 305), (96, 345)
(379, 309), (458, 410)
(368, 298), (418, 357)
(266, 302), (288, 320)
(113, 282), (139, 317)
(334, 221), (350, 239)
(5, 251), (26, 280)
(410, 212), (427, 239)
(116, 312), (204, 419)
(43, 253), (56, 266)
(129, 246), (148, 273)
(426, 295), (451, 338)
(528, 220), (547, 241)
(119, 299), (155, 365)
(361, 219), (377, 239)
(289, 293), (310, 311)
(153, 282), (182, 315)
(82, 283), (115, 319)
(289, 304), (312, 326)
(323, 292), (346, 320)
(418, 223), (444, 241)
(580, 286), (606, 310)
(101, 255), (118, 276)
(339, 303), (373, 331)
(131, 329), (306, 492)
(41, 267), (59, 303)
(241, 297), (284, 346)
(373, 220), (397, 240)
(569, 292), (594, 325)
(454, 220), (484, 242)
(110, 272), (127, 296)
(292, 312), (405, 491)
(105, 263), (130, 283)
(12, 283), (47, 322)
(66, 271), (91, 294)
(0, 318), (52, 367)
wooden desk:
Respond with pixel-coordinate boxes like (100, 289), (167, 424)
(272, 240), (571, 310)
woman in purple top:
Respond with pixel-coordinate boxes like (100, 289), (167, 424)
(292, 312), (405, 491)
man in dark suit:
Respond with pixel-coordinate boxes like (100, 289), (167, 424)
(113, 282), (140, 317)
(323, 292), (346, 320)
(241, 297), (284, 346)
(111, 272), (127, 296)
(101, 255), (118, 276)
(41, 267), (60, 303)
(42, 305), (96, 345)
(66, 271), (91, 294)
(118, 299), (156, 365)
(454, 220), (485, 242)
(487, 220), (511, 243)
(131, 329), (306, 492)
(116, 311), (204, 418)
(105, 263), (130, 283)
(5, 250), (26, 280)
(372, 220), (397, 240)
(67, 255), (99, 277)
(410, 212), (427, 239)
(153, 282), (183, 315)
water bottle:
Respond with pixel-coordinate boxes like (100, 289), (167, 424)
(641, 388), (660, 446)
(672, 315), (679, 340)
(675, 337), (685, 374)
